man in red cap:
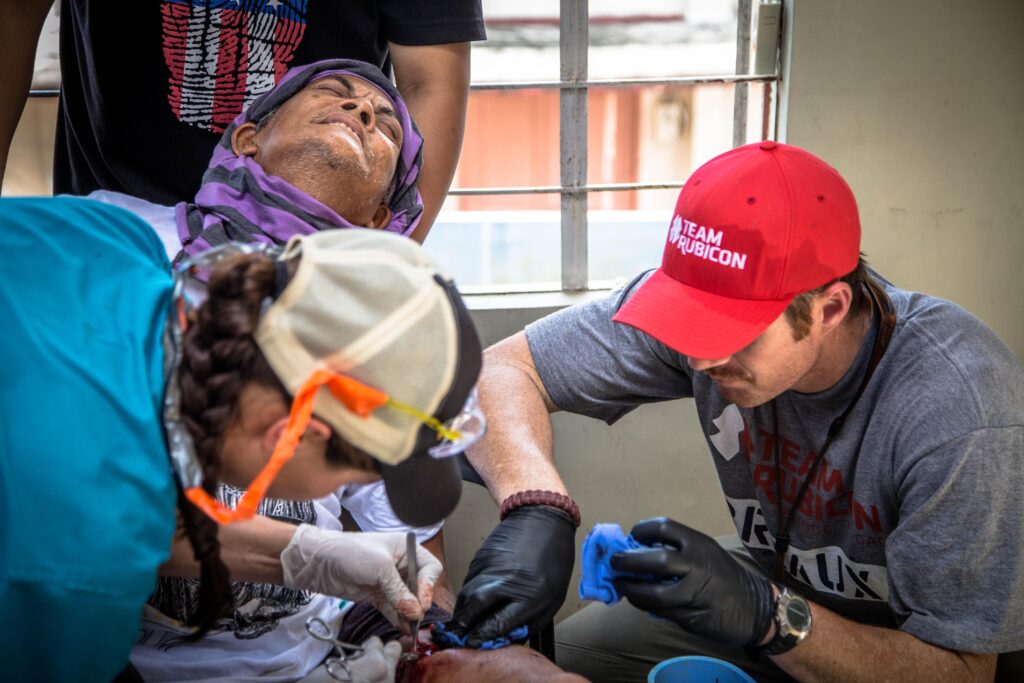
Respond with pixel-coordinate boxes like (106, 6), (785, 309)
(450, 142), (1024, 681)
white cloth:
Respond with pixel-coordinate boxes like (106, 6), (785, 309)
(84, 190), (180, 258)
(297, 636), (402, 683)
(130, 482), (441, 683)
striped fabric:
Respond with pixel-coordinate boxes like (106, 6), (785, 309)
(175, 59), (424, 260)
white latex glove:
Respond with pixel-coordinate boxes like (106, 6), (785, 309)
(281, 524), (442, 626)
(340, 637), (402, 683)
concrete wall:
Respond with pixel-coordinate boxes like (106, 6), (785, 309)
(780, 0), (1024, 357)
(445, 0), (1024, 624)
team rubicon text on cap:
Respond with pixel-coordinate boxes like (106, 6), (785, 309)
(667, 216), (748, 271)
(611, 142), (862, 360)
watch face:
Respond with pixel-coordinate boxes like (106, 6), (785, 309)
(785, 597), (812, 631)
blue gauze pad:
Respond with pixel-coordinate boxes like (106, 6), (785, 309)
(432, 622), (530, 650)
(578, 523), (644, 604)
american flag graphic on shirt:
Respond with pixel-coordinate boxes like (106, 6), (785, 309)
(161, 0), (308, 133)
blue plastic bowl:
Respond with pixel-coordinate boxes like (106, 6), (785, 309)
(648, 655), (756, 683)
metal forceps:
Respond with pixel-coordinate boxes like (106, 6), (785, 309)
(402, 531), (421, 661)
(305, 615), (365, 681)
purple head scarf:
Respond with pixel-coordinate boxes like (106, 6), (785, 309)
(176, 59), (424, 259)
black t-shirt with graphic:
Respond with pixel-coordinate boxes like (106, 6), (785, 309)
(54, 0), (485, 205)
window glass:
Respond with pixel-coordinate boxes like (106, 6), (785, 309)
(435, 0), (774, 292)
(425, 208), (562, 290)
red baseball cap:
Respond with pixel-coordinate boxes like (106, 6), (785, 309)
(612, 141), (860, 359)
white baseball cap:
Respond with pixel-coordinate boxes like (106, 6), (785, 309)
(253, 229), (483, 525)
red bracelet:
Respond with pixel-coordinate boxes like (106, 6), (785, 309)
(499, 490), (581, 528)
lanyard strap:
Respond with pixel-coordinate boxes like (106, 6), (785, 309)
(771, 279), (896, 582)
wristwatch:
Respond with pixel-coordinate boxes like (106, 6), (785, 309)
(760, 587), (812, 655)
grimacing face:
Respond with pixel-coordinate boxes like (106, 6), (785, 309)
(234, 75), (404, 226)
(687, 310), (825, 408)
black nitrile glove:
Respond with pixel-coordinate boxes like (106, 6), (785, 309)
(612, 517), (774, 647)
(449, 505), (576, 647)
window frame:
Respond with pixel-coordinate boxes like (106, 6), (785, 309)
(450, 0), (784, 294)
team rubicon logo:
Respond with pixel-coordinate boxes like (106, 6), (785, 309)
(161, 0), (309, 133)
(667, 215), (748, 270)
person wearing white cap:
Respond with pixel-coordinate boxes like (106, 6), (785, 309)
(0, 197), (483, 681)
(452, 142), (1024, 681)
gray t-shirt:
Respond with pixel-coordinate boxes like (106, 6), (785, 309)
(526, 271), (1024, 654)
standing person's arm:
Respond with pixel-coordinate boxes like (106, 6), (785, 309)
(389, 42), (471, 243)
(0, 0), (53, 188)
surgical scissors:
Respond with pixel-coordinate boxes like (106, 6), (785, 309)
(305, 615), (365, 682)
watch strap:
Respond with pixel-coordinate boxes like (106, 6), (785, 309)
(761, 626), (801, 656)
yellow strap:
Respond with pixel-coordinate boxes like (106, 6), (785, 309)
(386, 398), (462, 442)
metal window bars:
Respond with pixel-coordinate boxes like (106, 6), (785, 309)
(448, 0), (782, 292)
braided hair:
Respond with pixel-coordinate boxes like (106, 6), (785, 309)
(172, 252), (378, 634)
(175, 253), (282, 633)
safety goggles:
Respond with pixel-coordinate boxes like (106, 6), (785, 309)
(163, 242), (486, 525)
(186, 369), (485, 524)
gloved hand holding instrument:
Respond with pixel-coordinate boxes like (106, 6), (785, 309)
(281, 524), (442, 628)
(449, 504), (577, 647)
(611, 517), (775, 648)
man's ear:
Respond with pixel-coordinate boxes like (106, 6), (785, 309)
(366, 206), (392, 229)
(262, 416), (332, 454)
(231, 122), (261, 157)
(818, 281), (854, 333)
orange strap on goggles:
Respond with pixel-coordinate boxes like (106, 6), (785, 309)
(184, 369), (388, 524)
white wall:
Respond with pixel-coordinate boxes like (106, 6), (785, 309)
(780, 0), (1024, 358)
